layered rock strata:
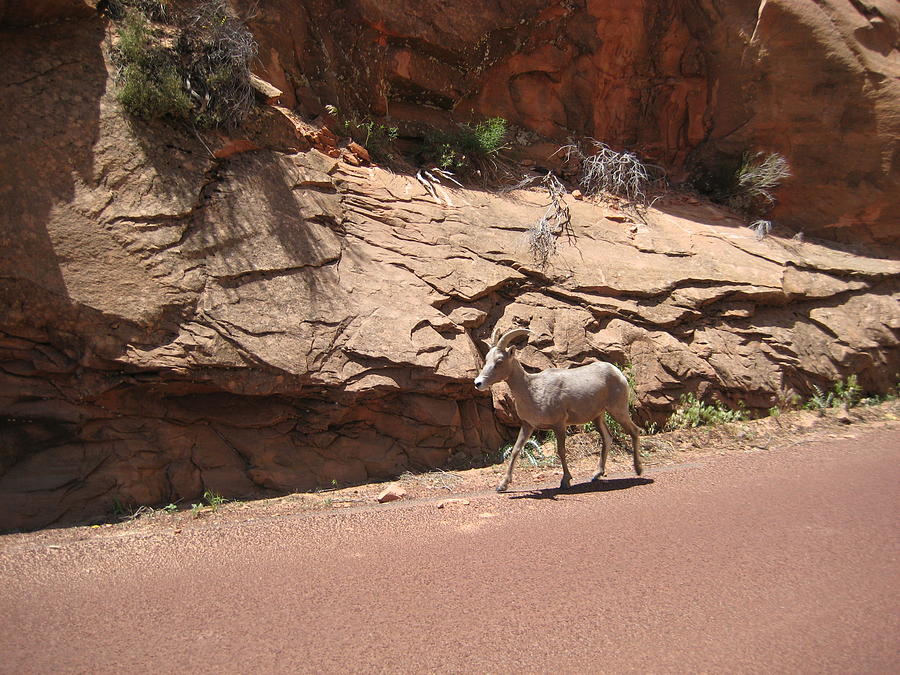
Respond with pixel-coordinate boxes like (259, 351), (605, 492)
(1, 8), (898, 531)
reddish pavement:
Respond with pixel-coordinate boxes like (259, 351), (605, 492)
(2, 428), (899, 673)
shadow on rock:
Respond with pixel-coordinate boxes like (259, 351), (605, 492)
(508, 476), (654, 501)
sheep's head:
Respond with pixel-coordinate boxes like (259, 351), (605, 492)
(474, 328), (531, 391)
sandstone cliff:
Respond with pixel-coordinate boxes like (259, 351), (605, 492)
(252, 0), (899, 244)
(0, 2), (898, 531)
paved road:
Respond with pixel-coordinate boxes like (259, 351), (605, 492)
(2, 429), (899, 673)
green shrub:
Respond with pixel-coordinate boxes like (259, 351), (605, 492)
(116, 11), (193, 121)
(805, 375), (862, 412)
(113, 0), (256, 129)
(424, 117), (508, 172)
(203, 489), (228, 510)
(665, 393), (748, 430)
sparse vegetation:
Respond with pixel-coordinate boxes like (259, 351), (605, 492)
(423, 117), (509, 174)
(665, 393), (748, 430)
(749, 219), (773, 240)
(517, 172), (574, 268)
(112, 0), (257, 129)
(501, 439), (557, 468)
(726, 151), (791, 214)
(559, 140), (660, 204)
(203, 489), (228, 511)
(328, 105), (399, 161)
(804, 375), (862, 413)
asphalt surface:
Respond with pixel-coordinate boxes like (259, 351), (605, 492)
(2, 428), (898, 673)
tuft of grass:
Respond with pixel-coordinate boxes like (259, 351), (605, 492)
(203, 489), (228, 511)
(423, 117), (509, 173)
(665, 393), (748, 430)
(749, 219), (773, 240)
(728, 152), (791, 212)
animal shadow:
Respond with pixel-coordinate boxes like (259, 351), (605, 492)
(509, 476), (654, 501)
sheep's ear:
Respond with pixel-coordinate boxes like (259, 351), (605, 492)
(507, 345), (516, 357)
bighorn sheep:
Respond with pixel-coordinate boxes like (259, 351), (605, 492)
(474, 327), (642, 492)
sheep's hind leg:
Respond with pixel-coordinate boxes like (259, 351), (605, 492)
(497, 424), (534, 492)
(591, 414), (613, 481)
(554, 425), (572, 489)
(609, 407), (643, 476)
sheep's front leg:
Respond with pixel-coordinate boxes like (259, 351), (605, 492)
(497, 423), (534, 492)
(554, 424), (572, 489)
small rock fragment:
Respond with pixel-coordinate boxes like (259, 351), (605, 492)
(436, 498), (470, 509)
(572, 189), (583, 200)
(347, 141), (371, 163)
(377, 483), (407, 503)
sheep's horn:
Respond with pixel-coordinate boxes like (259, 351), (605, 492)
(496, 328), (532, 349)
(490, 325), (503, 346)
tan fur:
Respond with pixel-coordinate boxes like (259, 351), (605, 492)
(475, 329), (642, 491)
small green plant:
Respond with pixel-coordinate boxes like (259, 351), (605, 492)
(203, 490), (227, 511)
(333, 112), (399, 160)
(163, 503), (178, 514)
(424, 117), (509, 173)
(665, 393), (748, 430)
(805, 375), (862, 413)
(111, 498), (129, 518)
(859, 380), (898, 406)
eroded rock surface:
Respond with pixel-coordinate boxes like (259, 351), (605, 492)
(0, 12), (898, 531)
(252, 0), (899, 244)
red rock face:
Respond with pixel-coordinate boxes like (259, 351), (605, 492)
(0, 3), (897, 532)
(249, 0), (898, 244)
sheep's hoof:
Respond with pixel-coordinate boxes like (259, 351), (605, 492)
(496, 483), (508, 493)
(635, 465), (644, 476)
(560, 478), (571, 489)
(591, 472), (606, 482)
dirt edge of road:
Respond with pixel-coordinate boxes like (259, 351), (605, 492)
(2, 400), (898, 552)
